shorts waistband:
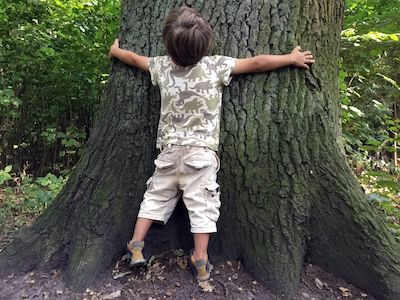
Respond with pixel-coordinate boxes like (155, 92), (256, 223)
(161, 144), (210, 151)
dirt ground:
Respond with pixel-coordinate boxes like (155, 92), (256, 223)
(0, 218), (375, 300)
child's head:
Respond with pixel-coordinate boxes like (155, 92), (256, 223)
(162, 6), (212, 66)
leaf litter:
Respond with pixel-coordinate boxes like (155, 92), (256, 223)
(0, 247), (378, 300)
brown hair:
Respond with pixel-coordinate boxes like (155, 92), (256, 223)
(162, 6), (213, 66)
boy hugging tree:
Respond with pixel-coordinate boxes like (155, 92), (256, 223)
(109, 6), (314, 281)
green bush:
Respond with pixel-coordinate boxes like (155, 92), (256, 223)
(0, 0), (120, 175)
(0, 171), (68, 226)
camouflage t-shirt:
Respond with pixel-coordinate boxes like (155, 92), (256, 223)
(148, 55), (235, 151)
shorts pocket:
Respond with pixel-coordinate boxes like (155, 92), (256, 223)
(204, 182), (221, 222)
(154, 159), (175, 169)
(146, 176), (154, 191)
(154, 153), (175, 170)
(185, 157), (213, 169)
(184, 151), (214, 169)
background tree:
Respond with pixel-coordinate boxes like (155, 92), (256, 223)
(340, 0), (400, 213)
(0, 1), (399, 300)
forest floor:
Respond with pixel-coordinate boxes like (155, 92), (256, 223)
(0, 214), (375, 300)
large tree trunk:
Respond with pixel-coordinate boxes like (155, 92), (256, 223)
(1, 0), (399, 299)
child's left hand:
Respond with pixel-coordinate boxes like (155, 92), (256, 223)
(290, 46), (315, 69)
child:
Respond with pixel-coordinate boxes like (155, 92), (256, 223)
(109, 6), (314, 281)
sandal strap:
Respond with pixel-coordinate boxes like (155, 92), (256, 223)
(127, 240), (144, 251)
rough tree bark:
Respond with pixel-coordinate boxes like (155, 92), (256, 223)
(1, 0), (399, 299)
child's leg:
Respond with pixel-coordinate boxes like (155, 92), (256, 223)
(190, 233), (213, 281)
(132, 147), (181, 244)
(127, 217), (153, 267)
(181, 147), (220, 280)
(131, 217), (153, 242)
(193, 233), (210, 260)
(128, 148), (180, 266)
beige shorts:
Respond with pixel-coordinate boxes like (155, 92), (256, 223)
(137, 145), (221, 233)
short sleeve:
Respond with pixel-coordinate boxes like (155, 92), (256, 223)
(148, 56), (163, 86)
(215, 56), (236, 86)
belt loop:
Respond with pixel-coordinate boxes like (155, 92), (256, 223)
(185, 145), (190, 150)
(168, 144), (172, 149)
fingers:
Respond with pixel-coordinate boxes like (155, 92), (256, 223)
(303, 51), (314, 65)
(302, 64), (310, 70)
(293, 46), (315, 68)
(305, 56), (314, 62)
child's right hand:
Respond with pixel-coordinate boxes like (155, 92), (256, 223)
(109, 39), (120, 58)
(290, 46), (315, 69)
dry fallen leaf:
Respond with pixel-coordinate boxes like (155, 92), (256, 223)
(145, 272), (152, 280)
(314, 278), (323, 290)
(173, 249), (185, 257)
(147, 255), (156, 266)
(165, 290), (172, 297)
(121, 253), (130, 261)
(102, 290), (122, 299)
(177, 257), (188, 269)
(51, 269), (61, 277)
(113, 271), (132, 280)
(199, 280), (215, 293)
(339, 287), (351, 297)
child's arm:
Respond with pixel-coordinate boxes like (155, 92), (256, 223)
(231, 46), (314, 75)
(109, 39), (149, 72)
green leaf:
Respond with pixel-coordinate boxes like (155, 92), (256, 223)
(366, 139), (381, 146)
(364, 171), (393, 179)
(375, 180), (400, 191)
(377, 73), (400, 90)
(0, 173), (12, 185)
(349, 106), (364, 116)
(360, 145), (377, 151)
(39, 47), (56, 57)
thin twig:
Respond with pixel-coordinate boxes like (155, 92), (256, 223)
(191, 284), (198, 299)
(301, 278), (319, 293)
(217, 279), (229, 297)
(226, 280), (243, 292)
